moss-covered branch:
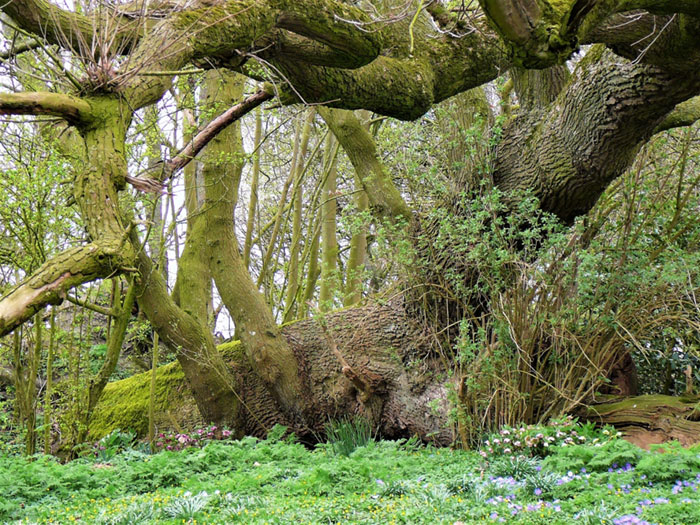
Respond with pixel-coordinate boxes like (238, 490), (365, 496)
(617, 0), (700, 17)
(0, 243), (132, 337)
(655, 96), (700, 133)
(584, 394), (700, 446)
(0, 0), (142, 53)
(0, 92), (94, 126)
(130, 229), (242, 427)
(319, 107), (412, 221)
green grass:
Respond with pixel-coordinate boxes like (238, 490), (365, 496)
(2, 430), (700, 524)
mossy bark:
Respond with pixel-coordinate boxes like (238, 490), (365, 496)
(494, 48), (700, 224)
(319, 133), (339, 310)
(584, 394), (700, 446)
(131, 230), (243, 428)
(198, 73), (309, 425)
(91, 308), (454, 445)
(319, 107), (412, 221)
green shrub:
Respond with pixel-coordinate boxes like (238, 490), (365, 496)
(636, 442), (700, 482)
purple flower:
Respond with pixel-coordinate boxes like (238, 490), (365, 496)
(534, 488), (542, 496)
(614, 515), (652, 525)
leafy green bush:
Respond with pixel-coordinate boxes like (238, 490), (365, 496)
(635, 442), (700, 482)
(542, 438), (642, 473)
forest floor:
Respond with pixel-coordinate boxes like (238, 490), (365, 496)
(2, 420), (700, 524)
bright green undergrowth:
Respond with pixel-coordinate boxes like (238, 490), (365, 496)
(2, 425), (700, 524)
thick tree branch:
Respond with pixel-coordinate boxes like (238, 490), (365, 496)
(477, 0), (700, 71)
(493, 46), (700, 224)
(0, 0), (142, 53)
(319, 107), (412, 221)
(655, 97), (700, 133)
(0, 92), (93, 126)
(585, 13), (700, 74)
(0, 242), (132, 337)
(478, 0), (583, 67)
(617, 0), (700, 17)
(171, 0), (382, 68)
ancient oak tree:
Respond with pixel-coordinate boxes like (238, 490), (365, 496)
(1, 0), (699, 443)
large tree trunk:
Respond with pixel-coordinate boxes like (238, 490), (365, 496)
(91, 303), (454, 445)
(583, 395), (700, 448)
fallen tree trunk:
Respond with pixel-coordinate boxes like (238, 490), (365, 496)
(583, 394), (700, 448)
(90, 304), (454, 445)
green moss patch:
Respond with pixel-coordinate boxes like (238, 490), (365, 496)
(89, 342), (243, 439)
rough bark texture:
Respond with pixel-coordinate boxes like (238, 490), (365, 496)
(3, 0), (700, 445)
(583, 395), (700, 448)
(494, 47), (700, 224)
(92, 304), (453, 444)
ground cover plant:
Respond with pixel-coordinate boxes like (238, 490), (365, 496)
(1, 420), (699, 524)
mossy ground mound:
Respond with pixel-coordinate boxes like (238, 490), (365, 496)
(89, 342), (242, 439)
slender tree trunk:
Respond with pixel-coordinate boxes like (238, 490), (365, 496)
(243, 105), (262, 270)
(85, 279), (136, 417)
(344, 184), (368, 307)
(283, 108), (315, 322)
(43, 307), (56, 454)
(299, 222), (322, 318)
(23, 312), (41, 455)
(148, 332), (159, 448)
(319, 133), (339, 310)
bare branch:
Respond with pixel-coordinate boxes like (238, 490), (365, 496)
(127, 87), (273, 192)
